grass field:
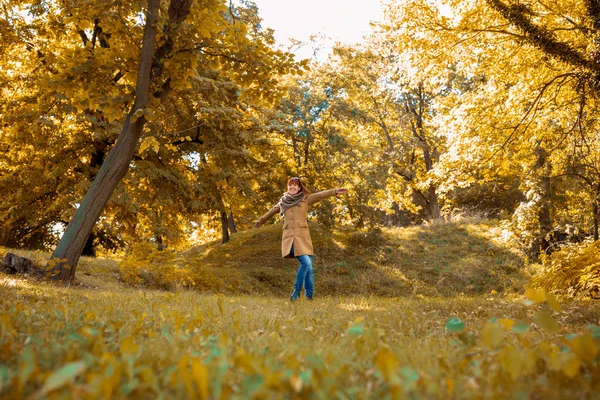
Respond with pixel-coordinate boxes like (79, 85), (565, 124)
(1, 220), (599, 399)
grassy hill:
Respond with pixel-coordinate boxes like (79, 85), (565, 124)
(1, 219), (528, 297)
(124, 219), (527, 297)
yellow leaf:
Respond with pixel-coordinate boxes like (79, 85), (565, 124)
(119, 336), (139, 357)
(500, 345), (521, 379)
(534, 311), (559, 333)
(482, 322), (504, 349)
(525, 288), (547, 304)
(79, 326), (95, 339)
(546, 293), (562, 312)
(178, 355), (193, 396)
(139, 137), (160, 154)
(235, 350), (260, 373)
(560, 352), (581, 378)
(191, 358), (209, 400)
(289, 375), (303, 393)
(374, 347), (398, 382)
(139, 366), (155, 386)
(500, 346), (536, 379)
(445, 378), (454, 396)
(499, 318), (515, 330)
(569, 333), (599, 364)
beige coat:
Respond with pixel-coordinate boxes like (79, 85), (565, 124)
(258, 189), (338, 258)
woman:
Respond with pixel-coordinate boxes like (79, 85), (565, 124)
(254, 177), (348, 301)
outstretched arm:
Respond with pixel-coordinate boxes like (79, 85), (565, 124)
(306, 188), (349, 206)
(254, 205), (280, 228)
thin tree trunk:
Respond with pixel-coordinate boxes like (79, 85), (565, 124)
(228, 211), (237, 234)
(526, 142), (553, 259)
(536, 145), (553, 253)
(594, 198), (599, 241)
(405, 85), (441, 221)
(156, 234), (166, 251)
(48, 0), (161, 282)
(292, 138), (301, 168)
(304, 137), (310, 167)
(220, 212), (230, 244)
(427, 185), (441, 220)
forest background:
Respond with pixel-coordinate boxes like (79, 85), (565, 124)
(2, 0), (600, 398)
(2, 0), (600, 281)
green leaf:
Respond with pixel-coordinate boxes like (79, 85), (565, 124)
(299, 369), (312, 382)
(18, 347), (35, 388)
(400, 367), (419, 390)
(445, 318), (465, 333)
(511, 321), (530, 334)
(586, 325), (600, 339)
(348, 322), (364, 336)
(39, 361), (86, 394)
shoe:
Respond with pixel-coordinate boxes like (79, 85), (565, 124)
(290, 291), (300, 302)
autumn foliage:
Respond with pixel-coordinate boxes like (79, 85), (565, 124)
(2, 0), (600, 397)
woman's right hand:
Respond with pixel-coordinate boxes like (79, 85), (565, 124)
(253, 221), (262, 228)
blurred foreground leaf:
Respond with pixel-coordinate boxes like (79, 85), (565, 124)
(445, 318), (465, 333)
(38, 360), (86, 395)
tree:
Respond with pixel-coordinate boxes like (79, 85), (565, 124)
(48, 0), (176, 281)
(0, 0), (301, 280)
(379, 0), (600, 249)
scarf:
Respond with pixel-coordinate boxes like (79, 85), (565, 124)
(278, 192), (306, 216)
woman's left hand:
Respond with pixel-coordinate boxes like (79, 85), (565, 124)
(335, 188), (349, 195)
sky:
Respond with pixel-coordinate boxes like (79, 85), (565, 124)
(251, 0), (383, 61)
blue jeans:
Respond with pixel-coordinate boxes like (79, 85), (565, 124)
(289, 245), (314, 300)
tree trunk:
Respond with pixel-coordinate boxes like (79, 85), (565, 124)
(156, 234), (166, 251)
(292, 138), (302, 168)
(228, 211), (237, 234)
(47, 0), (161, 282)
(304, 136), (310, 167)
(405, 84), (441, 221)
(536, 145), (553, 254)
(594, 198), (599, 241)
(427, 185), (441, 220)
(220, 211), (230, 244)
(526, 142), (553, 259)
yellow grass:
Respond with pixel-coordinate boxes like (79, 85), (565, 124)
(0, 221), (599, 398)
